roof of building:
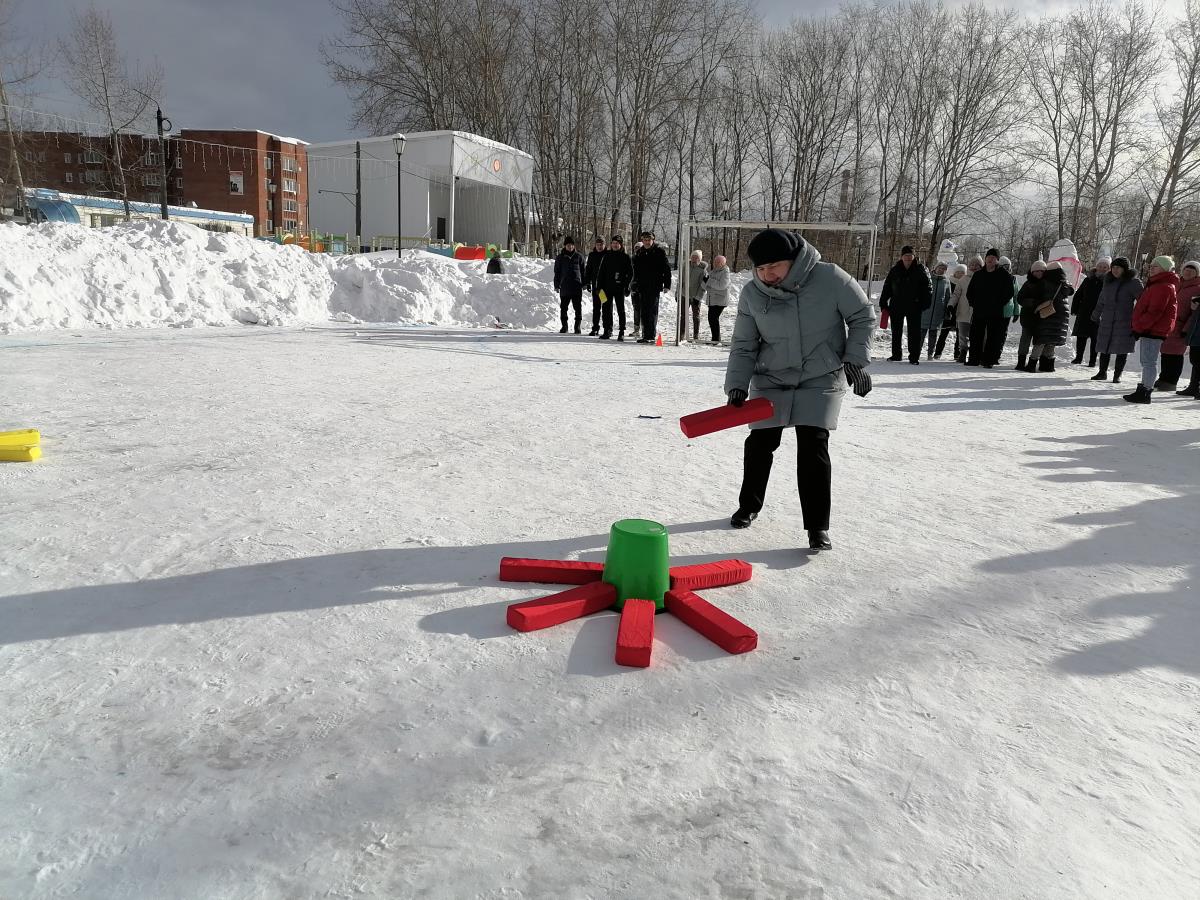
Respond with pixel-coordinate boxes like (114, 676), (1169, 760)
(307, 130), (531, 159)
(176, 129), (309, 146)
(27, 188), (255, 223)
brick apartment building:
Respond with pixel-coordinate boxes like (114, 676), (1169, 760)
(176, 130), (309, 236)
(13, 128), (308, 236)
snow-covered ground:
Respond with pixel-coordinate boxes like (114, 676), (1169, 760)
(2, 324), (1197, 899)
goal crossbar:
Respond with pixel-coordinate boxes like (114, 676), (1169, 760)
(675, 219), (878, 345)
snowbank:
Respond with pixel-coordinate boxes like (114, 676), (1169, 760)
(0, 220), (559, 334)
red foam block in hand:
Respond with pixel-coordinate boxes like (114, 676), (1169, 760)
(665, 588), (757, 654)
(499, 557), (605, 585)
(614, 598), (656, 668)
(669, 559), (752, 591)
(679, 397), (773, 439)
(507, 581), (617, 632)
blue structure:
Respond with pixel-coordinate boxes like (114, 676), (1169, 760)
(25, 189), (254, 235)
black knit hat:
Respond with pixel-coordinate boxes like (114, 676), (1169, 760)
(747, 229), (802, 266)
(985, 248), (1000, 259)
(1111, 256), (1131, 276)
(564, 236), (575, 246)
(594, 236), (605, 245)
(900, 245), (914, 255)
(611, 235), (623, 245)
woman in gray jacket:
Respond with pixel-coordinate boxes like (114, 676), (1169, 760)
(1091, 256), (1143, 383)
(705, 254), (732, 343)
(724, 229), (875, 552)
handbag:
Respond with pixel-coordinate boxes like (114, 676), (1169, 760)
(1036, 300), (1056, 318)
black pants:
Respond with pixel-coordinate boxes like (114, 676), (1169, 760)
(690, 299), (701, 341)
(559, 285), (582, 330)
(890, 310), (922, 361)
(1097, 352), (1128, 377)
(968, 314), (1007, 366)
(1185, 348), (1200, 391)
(708, 306), (724, 342)
(630, 291), (641, 330)
(1074, 332), (1098, 365)
(591, 288), (603, 332)
(738, 425), (832, 531)
(641, 291), (660, 340)
(601, 291), (627, 336)
(1159, 353), (1185, 385)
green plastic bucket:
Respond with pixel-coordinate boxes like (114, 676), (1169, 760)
(603, 519), (671, 609)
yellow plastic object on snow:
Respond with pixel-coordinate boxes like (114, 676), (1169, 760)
(0, 444), (40, 462)
(0, 428), (39, 447)
(599, 289), (609, 303)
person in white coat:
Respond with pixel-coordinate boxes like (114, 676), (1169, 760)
(949, 255), (981, 362)
(705, 254), (732, 343)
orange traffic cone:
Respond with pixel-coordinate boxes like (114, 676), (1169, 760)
(655, 333), (663, 347)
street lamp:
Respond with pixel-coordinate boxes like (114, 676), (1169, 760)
(719, 196), (731, 258)
(392, 133), (407, 259)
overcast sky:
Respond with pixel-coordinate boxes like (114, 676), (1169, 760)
(8, 0), (1182, 144)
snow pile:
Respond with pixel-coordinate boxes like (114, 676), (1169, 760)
(0, 220), (564, 334)
(324, 251), (557, 329)
(0, 220), (334, 332)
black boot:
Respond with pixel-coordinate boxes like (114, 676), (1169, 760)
(1014, 355), (1027, 371)
(1123, 384), (1152, 404)
(807, 530), (833, 551)
(1038, 356), (1053, 372)
(617, 331), (625, 342)
(1177, 375), (1200, 397)
(731, 509), (757, 529)
(1153, 378), (1175, 391)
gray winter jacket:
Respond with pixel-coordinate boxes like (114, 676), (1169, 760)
(921, 274), (953, 331)
(725, 239), (875, 431)
(687, 260), (709, 301)
(1093, 273), (1143, 355)
(706, 267), (732, 307)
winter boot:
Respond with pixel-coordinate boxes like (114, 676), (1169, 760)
(1038, 356), (1054, 373)
(730, 509), (757, 529)
(1014, 355), (1027, 371)
(574, 323), (582, 335)
(1071, 354), (1083, 364)
(617, 331), (625, 342)
(807, 530), (833, 551)
(1153, 378), (1175, 391)
(559, 325), (568, 334)
(589, 327), (599, 336)
(1177, 373), (1200, 397)
(599, 331), (611, 340)
(1123, 384), (1152, 404)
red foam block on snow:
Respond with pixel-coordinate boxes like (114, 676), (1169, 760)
(665, 588), (757, 654)
(614, 598), (656, 668)
(679, 397), (774, 439)
(499, 557), (605, 585)
(669, 559), (752, 591)
(507, 581), (617, 632)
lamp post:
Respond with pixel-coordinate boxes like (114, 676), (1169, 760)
(392, 133), (407, 259)
(719, 196), (730, 259)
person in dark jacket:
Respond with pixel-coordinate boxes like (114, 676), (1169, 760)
(553, 237), (585, 334)
(584, 237), (607, 336)
(1091, 256), (1143, 383)
(878, 245), (933, 364)
(1179, 264), (1200, 398)
(486, 252), (504, 274)
(1071, 256), (1108, 365)
(630, 230), (671, 343)
(629, 239), (644, 338)
(1024, 261), (1074, 372)
(595, 235), (633, 341)
(966, 248), (1017, 367)
(1015, 260), (1046, 369)
(921, 262), (954, 359)
(1166, 260), (1200, 394)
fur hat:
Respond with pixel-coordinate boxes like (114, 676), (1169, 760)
(747, 228), (803, 266)
(999, 256), (1012, 269)
(1151, 255), (1176, 271)
(1095, 255), (1112, 266)
(1044, 261), (1062, 271)
(1029, 260), (1046, 273)
(1111, 256), (1132, 277)
(951, 263), (968, 278)
(1182, 260), (1200, 275)
(968, 255), (984, 267)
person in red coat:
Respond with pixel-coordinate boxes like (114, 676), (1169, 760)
(1124, 255), (1179, 404)
(1156, 260), (1199, 390)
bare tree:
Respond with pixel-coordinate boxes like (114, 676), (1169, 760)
(0, 0), (46, 216)
(60, 6), (163, 220)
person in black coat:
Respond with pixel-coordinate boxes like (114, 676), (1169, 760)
(595, 235), (633, 340)
(1071, 256), (1108, 365)
(630, 229), (672, 343)
(1024, 262), (1074, 372)
(878, 245), (933, 364)
(553, 237), (586, 334)
(966, 248), (1017, 367)
(583, 237), (607, 336)
(486, 252), (504, 274)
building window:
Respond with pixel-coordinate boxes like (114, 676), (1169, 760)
(84, 170), (102, 184)
(266, 219), (274, 232)
(229, 171), (244, 195)
(283, 157), (296, 172)
(283, 178), (297, 194)
(64, 152), (72, 163)
(265, 156), (272, 170)
(436, 217), (447, 240)
(145, 152), (160, 166)
(65, 173), (74, 183)
(267, 198), (273, 212)
(176, 177), (183, 189)
(283, 198), (297, 213)
(142, 173), (163, 187)
(283, 219), (297, 230)
(175, 156), (182, 169)
(84, 150), (103, 164)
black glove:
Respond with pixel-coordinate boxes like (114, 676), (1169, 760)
(844, 363), (872, 398)
(727, 388), (747, 407)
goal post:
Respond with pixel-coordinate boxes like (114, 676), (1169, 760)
(674, 220), (879, 345)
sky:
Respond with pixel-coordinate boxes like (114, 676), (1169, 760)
(6, 0), (1186, 145)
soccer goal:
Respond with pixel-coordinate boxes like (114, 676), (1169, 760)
(674, 220), (879, 345)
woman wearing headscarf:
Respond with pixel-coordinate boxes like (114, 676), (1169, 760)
(1024, 261), (1073, 372)
(1091, 256), (1143, 383)
(1014, 260), (1046, 370)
